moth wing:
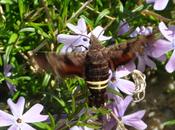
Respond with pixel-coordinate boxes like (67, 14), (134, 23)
(33, 52), (86, 77)
(108, 43), (135, 70)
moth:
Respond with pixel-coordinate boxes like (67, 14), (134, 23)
(32, 34), (154, 107)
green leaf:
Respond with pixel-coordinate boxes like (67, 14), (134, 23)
(163, 120), (175, 126)
(8, 33), (18, 44)
(53, 96), (66, 107)
(19, 27), (35, 32)
(119, 1), (124, 13)
(71, 96), (76, 113)
(53, 96), (69, 113)
(0, 0), (13, 4)
(33, 122), (51, 130)
(18, 0), (25, 20)
(4, 45), (13, 64)
(0, 55), (2, 66)
(95, 9), (110, 26)
(15, 76), (31, 81)
(42, 73), (51, 87)
(106, 87), (123, 97)
(48, 113), (56, 129)
(27, 22), (51, 39)
(132, 5), (144, 13)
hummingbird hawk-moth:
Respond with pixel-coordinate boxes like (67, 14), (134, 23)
(33, 34), (154, 107)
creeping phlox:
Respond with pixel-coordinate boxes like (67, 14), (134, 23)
(0, 97), (48, 130)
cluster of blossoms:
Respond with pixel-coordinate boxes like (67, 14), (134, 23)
(57, 17), (148, 130)
(56, 12), (174, 129)
(152, 22), (175, 73)
(104, 96), (147, 130)
(0, 1), (172, 129)
(57, 18), (111, 53)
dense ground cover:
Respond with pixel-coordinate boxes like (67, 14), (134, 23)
(0, 0), (175, 130)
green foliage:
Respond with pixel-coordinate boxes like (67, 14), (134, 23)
(0, 0), (174, 130)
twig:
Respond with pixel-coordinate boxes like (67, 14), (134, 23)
(141, 10), (171, 23)
(41, 0), (52, 23)
(31, 39), (48, 53)
(68, 0), (93, 22)
(110, 111), (127, 130)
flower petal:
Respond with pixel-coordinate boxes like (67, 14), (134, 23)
(70, 126), (93, 130)
(4, 64), (12, 77)
(144, 55), (156, 69)
(58, 34), (90, 53)
(117, 79), (135, 95)
(116, 62), (136, 78)
(165, 50), (175, 73)
(8, 124), (20, 130)
(108, 80), (120, 92)
(139, 26), (152, 36)
(146, 0), (155, 3)
(114, 96), (133, 117)
(89, 26), (111, 41)
(84, 126), (94, 130)
(66, 24), (81, 34)
(70, 126), (81, 130)
(0, 110), (14, 126)
(122, 110), (147, 130)
(6, 81), (17, 94)
(154, 0), (169, 10)
(157, 55), (166, 62)
(159, 22), (173, 42)
(7, 97), (25, 117)
(23, 104), (48, 123)
(57, 34), (81, 45)
(19, 123), (36, 130)
(137, 55), (145, 72)
(118, 21), (130, 36)
(103, 118), (116, 130)
(77, 18), (87, 34)
(152, 39), (173, 57)
(67, 18), (87, 35)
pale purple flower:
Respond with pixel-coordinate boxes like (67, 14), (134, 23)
(0, 96), (48, 130)
(118, 21), (152, 37)
(146, 0), (169, 10)
(133, 26), (153, 36)
(70, 126), (93, 130)
(108, 62), (136, 95)
(105, 96), (147, 130)
(57, 18), (111, 53)
(136, 47), (157, 72)
(3, 64), (16, 94)
(117, 21), (159, 71)
(152, 22), (175, 73)
(118, 20), (130, 36)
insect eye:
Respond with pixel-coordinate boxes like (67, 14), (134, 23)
(82, 37), (88, 41)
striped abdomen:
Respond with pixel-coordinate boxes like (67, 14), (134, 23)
(85, 50), (110, 107)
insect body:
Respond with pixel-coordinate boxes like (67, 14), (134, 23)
(85, 35), (110, 107)
(32, 34), (154, 107)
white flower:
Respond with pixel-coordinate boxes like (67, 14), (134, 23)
(0, 97), (48, 130)
(70, 126), (94, 130)
(57, 18), (111, 53)
(146, 0), (169, 11)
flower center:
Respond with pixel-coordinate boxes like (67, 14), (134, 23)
(16, 118), (22, 123)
